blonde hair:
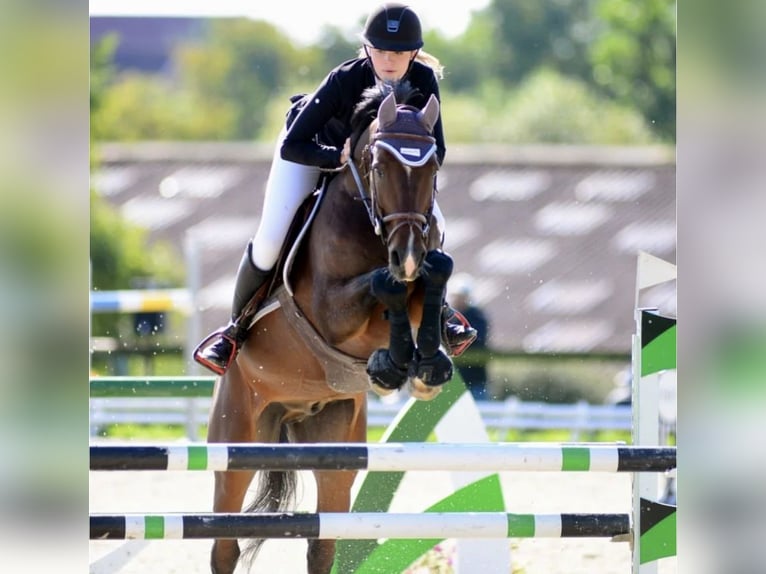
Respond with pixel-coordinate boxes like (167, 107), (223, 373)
(357, 47), (444, 80)
(416, 50), (444, 80)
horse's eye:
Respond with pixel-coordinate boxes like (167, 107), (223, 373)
(373, 165), (384, 178)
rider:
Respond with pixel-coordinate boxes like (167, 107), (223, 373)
(195, 2), (477, 375)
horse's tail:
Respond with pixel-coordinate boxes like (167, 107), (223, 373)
(240, 423), (297, 567)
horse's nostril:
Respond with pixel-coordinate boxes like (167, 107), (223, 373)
(390, 250), (400, 268)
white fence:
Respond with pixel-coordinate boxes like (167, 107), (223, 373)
(89, 397), (670, 442)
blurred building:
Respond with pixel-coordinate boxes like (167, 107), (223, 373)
(91, 143), (675, 355)
(90, 17), (209, 75)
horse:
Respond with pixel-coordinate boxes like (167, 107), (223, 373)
(207, 82), (455, 574)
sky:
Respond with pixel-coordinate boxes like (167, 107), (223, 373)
(89, 0), (492, 45)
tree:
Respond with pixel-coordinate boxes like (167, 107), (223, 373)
(90, 38), (184, 337)
(91, 73), (237, 141)
(90, 33), (117, 116)
(314, 25), (360, 74)
(589, 0), (676, 140)
(442, 69), (658, 145)
(482, 0), (598, 84)
(176, 18), (320, 139)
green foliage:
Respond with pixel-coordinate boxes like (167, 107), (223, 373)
(90, 38), (184, 338)
(589, 0), (676, 140)
(89, 190), (180, 291)
(487, 355), (629, 404)
(89, 6), (675, 143)
(443, 69), (657, 144)
(424, 16), (497, 93)
(90, 33), (117, 113)
(89, 190), (184, 337)
(90, 34), (236, 141)
(483, 0), (598, 84)
(176, 18), (321, 139)
(92, 73), (237, 141)
(314, 25), (362, 73)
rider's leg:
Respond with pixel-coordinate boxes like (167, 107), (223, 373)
(195, 241), (271, 374)
(249, 128), (321, 271)
(194, 128), (320, 374)
(432, 200), (478, 356)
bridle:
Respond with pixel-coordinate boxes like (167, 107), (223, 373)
(347, 110), (438, 246)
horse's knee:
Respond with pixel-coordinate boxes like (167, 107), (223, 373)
(211, 540), (240, 574)
(370, 268), (407, 311)
(424, 250), (454, 287)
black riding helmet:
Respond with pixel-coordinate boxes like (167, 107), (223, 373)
(362, 3), (424, 52)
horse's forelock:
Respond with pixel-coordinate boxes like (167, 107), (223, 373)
(351, 81), (421, 134)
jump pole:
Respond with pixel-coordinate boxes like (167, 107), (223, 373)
(90, 443), (676, 473)
(90, 512), (630, 541)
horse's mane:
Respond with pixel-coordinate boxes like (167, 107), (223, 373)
(350, 81), (422, 136)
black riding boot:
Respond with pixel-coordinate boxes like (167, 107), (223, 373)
(442, 304), (478, 357)
(194, 241), (271, 375)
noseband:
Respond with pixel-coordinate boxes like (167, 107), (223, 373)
(348, 111), (438, 246)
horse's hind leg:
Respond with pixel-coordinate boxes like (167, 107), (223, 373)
(207, 373), (256, 574)
(292, 396), (367, 574)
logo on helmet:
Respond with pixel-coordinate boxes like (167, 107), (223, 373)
(386, 19), (400, 33)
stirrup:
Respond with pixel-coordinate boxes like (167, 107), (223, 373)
(443, 308), (478, 357)
(193, 329), (239, 376)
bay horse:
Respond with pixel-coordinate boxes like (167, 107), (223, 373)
(208, 82), (455, 574)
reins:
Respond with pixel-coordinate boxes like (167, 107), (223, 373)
(347, 121), (437, 246)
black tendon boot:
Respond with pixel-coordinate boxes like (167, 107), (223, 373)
(442, 304), (478, 357)
(194, 241), (271, 375)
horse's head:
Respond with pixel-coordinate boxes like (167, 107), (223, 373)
(351, 88), (440, 282)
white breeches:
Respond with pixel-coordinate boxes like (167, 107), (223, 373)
(250, 127), (321, 270)
(249, 127), (448, 270)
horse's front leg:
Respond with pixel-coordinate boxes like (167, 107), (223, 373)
(366, 268), (415, 396)
(409, 250), (454, 400)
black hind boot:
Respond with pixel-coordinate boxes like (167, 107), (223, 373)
(194, 240), (271, 375)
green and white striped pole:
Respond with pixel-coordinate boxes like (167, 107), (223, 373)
(91, 512), (630, 540)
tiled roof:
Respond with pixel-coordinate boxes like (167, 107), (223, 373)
(94, 142), (676, 354)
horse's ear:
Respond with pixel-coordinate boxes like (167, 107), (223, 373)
(378, 92), (397, 129)
(417, 94), (440, 133)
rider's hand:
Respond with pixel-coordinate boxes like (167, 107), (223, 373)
(339, 138), (351, 165)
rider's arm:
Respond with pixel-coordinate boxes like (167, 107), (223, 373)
(280, 71), (347, 169)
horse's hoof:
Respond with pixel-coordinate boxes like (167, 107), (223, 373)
(408, 377), (443, 401)
(410, 350), (453, 387)
(370, 381), (399, 397)
(366, 348), (408, 394)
